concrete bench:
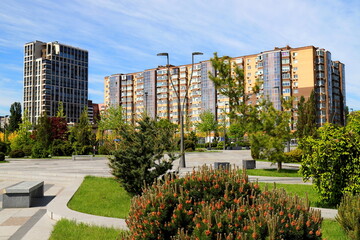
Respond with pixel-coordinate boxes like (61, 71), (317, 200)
(2, 181), (44, 208)
(72, 155), (93, 161)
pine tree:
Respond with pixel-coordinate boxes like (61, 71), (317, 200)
(109, 114), (179, 196)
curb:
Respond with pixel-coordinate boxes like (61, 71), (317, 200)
(46, 177), (128, 230)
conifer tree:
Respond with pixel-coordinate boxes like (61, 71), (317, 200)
(69, 107), (95, 155)
(109, 114), (179, 196)
(296, 91), (317, 139)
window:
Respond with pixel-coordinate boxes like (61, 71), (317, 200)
(247, 66), (251, 69)
(283, 88), (291, 94)
(248, 80), (252, 84)
(247, 59), (251, 63)
(282, 81), (291, 86)
(282, 73), (290, 79)
(293, 74), (298, 79)
(292, 52), (298, 57)
(293, 60), (298, 63)
(247, 73), (251, 76)
(293, 82), (298, 87)
(282, 59), (290, 64)
(293, 67), (298, 71)
(282, 66), (290, 72)
(293, 89), (299, 93)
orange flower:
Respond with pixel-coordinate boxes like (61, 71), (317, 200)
(196, 223), (201, 228)
(279, 211), (284, 216)
(306, 220), (311, 227)
(309, 230), (314, 235)
(177, 204), (183, 210)
(205, 230), (211, 236)
(187, 210), (194, 215)
(316, 230), (321, 236)
(296, 226), (301, 231)
(252, 232), (258, 239)
(203, 219), (208, 224)
(217, 222), (222, 228)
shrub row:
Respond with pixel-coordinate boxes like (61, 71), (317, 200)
(122, 167), (322, 239)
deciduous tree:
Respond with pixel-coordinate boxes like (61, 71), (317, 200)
(8, 102), (22, 132)
(195, 110), (218, 148)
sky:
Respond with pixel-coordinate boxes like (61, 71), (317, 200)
(0, 0), (359, 115)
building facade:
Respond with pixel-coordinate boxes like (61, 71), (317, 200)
(104, 46), (346, 128)
(23, 40), (88, 124)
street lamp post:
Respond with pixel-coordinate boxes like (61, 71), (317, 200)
(157, 52), (203, 168)
(223, 103), (228, 151)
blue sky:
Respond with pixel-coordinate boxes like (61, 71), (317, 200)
(0, 0), (359, 115)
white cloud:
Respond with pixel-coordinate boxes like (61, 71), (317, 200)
(0, 0), (359, 111)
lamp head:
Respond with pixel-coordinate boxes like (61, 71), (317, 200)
(192, 52), (203, 56)
(157, 53), (168, 57)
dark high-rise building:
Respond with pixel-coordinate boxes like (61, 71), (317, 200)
(23, 40), (88, 124)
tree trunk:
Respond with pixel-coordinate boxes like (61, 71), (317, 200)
(277, 161), (282, 172)
(208, 132), (211, 149)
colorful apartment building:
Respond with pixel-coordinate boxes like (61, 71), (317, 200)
(104, 46), (346, 128)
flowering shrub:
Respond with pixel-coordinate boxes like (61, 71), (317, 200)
(123, 167), (322, 240)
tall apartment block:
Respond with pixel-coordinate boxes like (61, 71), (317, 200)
(104, 46), (346, 128)
(24, 40), (88, 124)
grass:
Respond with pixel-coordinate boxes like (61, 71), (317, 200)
(49, 217), (349, 240)
(322, 219), (350, 240)
(245, 168), (301, 177)
(257, 182), (323, 207)
(0, 160), (8, 163)
(67, 176), (131, 218)
(49, 219), (128, 240)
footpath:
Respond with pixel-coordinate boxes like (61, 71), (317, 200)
(0, 150), (337, 240)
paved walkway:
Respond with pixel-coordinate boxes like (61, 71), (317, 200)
(0, 151), (337, 239)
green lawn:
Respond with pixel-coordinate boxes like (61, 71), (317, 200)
(245, 168), (301, 177)
(257, 182), (324, 207)
(49, 219), (127, 240)
(49, 217), (349, 240)
(0, 160), (8, 163)
(322, 219), (350, 240)
(67, 176), (131, 218)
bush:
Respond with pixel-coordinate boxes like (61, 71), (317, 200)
(22, 144), (33, 156)
(284, 148), (303, 162)
(184, 140), (196, 151)
(51, 139), (72, 156)
(9, 149), (25, 158)
(32, 143), (50, 158)
(300, 123), (360, 206)
(124, 167), (323, 239)
(0, 142), (7, 154)
(216, 141), (224, 149)
(196, 143), (206, 148)
(98, 145), (111, 155)
(0, 152), (5, 161)
(336, 194), (360, 240)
